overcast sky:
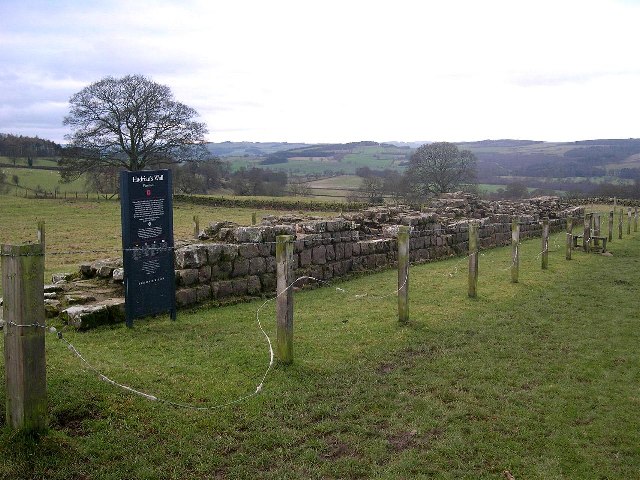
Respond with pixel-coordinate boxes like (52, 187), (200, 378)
(1, 0), (639, 145)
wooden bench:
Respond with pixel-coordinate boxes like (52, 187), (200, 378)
(572, 234), (607, 252)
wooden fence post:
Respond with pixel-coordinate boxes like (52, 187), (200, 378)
(193, 215), (200, 239)
(609, 210), (614, 242)
(583, 213), (591, 253)
(397, 225), (410, 323)
(592, 214), (600, 248)
(2, 243), (47, 431)
(618, 208), (623, 240)
(541, 217), (549, 269)
(627, 207), (632, 235)
(566, 217), (573, 260)
(511, 217), (519, 283)
(468, 221), (478, 298)
(635, 207), (638, 233)
(37, 220), (45, 248)
(276, 235), (294, 364)
(252, 212), (257, 225)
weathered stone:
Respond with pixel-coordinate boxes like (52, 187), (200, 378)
(196, 285), (212, 302)
(232, 279), (248, 296)
(175, 245), (207, 269)
(234, 227), (264, 243)
(232, 258), (249, 277)
(325, 245), (335, 261)
(312, 245), (326, 265)
(260, 273), (276, 292)
(44, 300), (61, 318)
(64, 294), (97, 305)
(265, 256), (276, 273)
(51, 273), (72, 284)
(247, 275), (261, 295)
(205, 244), (223, 263)
(299, 249), (312, 267)
(239, 243), (260, 258)
(177, 268), (199, 287)
(213, 280), (234, 298)
(249, 257), (266, 275)
(198, 265), (212, 283)
(112, 268), (124, 282)
(61, 305), (110, 330)
(79, 263), (97, 278)
(221, 244), (239, 261)
(176, 288), (198, 307)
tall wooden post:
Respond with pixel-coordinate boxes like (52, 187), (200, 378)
(2, 243), (47, 431)
(37, 220), (45, 248)
(566, 217), (573, 260)
(592, 214), (601, 247)
(541, 217), (549, 269)
(511, 217), (519, 283)
(635, 207), (638, 233)
(618, 208), (623, 240)
(583, 213), (591, 253)
(468, 221), (478, 298)
(627, 207), (632, 235)
(276, 235), (294, 364)
(397, 226), (410, 323)
(608, 210), (614, 242)
(193, 215), (200, 239)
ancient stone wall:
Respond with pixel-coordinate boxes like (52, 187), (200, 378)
(51, 196), (583, 327)
(171, 208), (581, 308)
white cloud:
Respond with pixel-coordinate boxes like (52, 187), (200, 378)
(1, 0), (639, 143)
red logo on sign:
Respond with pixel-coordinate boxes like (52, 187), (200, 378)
(146, 189), (151, 197)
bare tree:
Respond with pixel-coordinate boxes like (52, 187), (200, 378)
(60, 74), (208, 179)
(407, 142), (476, 197)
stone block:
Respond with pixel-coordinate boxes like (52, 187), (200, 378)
(247, 275), (261, 295)
(199, 265), (212, 283)
(233, 227), (264, 243)
(61, 305), (110, 330)
(51, 273), (72, 284)
(325, 245), (335, 261)
(312, 245), (326, 265)
(175, 245), (207, 269)
(265, 256), (276, 273)
(299, 249), (312, 267)
(213, 280), (234, 298)
(260, 273), (276, 292)
(249, 257), (267, 275)
(176, 288), (198, 307)
(112, 268), (124, 282)
(221, 244), (239, 261)
(178, 268), (198, 287)
(205, 244), (223, 264)
(335, 243), (345, 260)
(232, 279), (248, 296)
(232, 258), (249, 277)
(239, 243), (260, 258)
(196, 285), (212, 302)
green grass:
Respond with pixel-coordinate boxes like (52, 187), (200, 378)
(0, 166), (86, 194)
(1, 223), (639, 478)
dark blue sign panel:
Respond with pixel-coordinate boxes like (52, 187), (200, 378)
(120, 169), (176, 327)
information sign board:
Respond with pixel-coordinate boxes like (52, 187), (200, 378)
(120, 169), (176, 326)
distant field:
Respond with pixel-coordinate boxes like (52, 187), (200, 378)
(0, 165), (86, 193)
(304, 175), (363, 189)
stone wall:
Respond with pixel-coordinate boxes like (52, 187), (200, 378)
(171, 207), (582, 308)
(57, 197), (584, 328)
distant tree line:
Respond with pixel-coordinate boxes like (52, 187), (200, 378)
(0, 133), (60, 163)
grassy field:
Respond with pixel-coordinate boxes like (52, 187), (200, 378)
(0, 195), (337, 291)
(1, 218), (639, 478)
(0, 166), (86, 194)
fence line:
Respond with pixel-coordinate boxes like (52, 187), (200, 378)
(2, 217), (623, 419)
